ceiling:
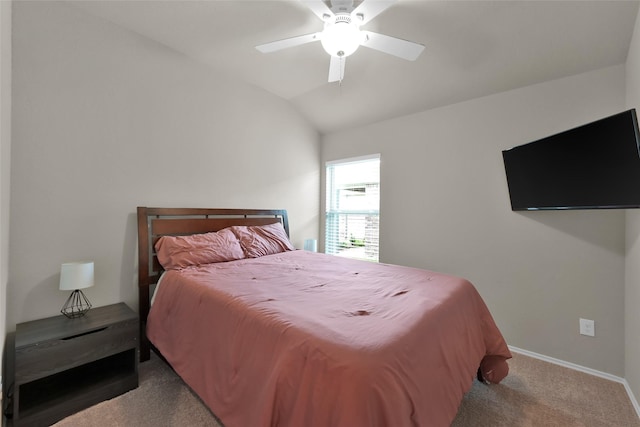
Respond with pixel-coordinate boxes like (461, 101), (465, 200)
(69, 0), (640, 134)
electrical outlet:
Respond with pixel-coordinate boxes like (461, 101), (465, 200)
(579, 318), (595, 337)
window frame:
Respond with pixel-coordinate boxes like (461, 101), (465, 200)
(324, 154), (381, 262)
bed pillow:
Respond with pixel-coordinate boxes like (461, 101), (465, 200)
(155, 228), (245, 270)
(231, 222), (295, 258)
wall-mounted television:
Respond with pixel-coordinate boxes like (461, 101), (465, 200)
(502, 109), (640, 211)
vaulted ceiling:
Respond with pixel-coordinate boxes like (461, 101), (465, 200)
(70, 0), (640, 134)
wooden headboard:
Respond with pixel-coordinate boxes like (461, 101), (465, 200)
(136, 207), (290, 361)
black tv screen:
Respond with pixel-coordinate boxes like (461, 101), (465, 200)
(502, 109), (640, 210)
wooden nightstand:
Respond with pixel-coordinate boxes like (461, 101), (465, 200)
(12, 303), (139, 426)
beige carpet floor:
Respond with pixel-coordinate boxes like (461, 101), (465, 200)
(54, 351), (640, 427)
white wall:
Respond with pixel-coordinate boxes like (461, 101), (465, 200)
(625, 4), (640, 406)
(8, 2), (320, 328)
(323, 65), (627, 375)
(0, 0), (11, 396)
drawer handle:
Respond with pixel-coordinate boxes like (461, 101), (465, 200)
(62, 327), (108, 340)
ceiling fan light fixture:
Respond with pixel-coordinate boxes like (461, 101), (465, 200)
(256, 0), (425, 83)
(320, 16), (362, 58)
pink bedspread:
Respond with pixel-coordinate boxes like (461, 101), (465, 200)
(147, 250), (511, 427)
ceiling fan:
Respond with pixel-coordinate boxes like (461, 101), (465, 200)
(256, 0), (425, 83)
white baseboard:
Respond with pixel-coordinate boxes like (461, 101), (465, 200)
(509, 346), (640, 420)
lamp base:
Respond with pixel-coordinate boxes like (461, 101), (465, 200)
(61, 289), (92, 318)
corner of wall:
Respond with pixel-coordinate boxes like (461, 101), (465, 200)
(625, 1), (640, 413)
(0, 0), (12, 411)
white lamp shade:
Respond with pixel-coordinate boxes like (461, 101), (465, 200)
(304, 239), (318, 252)
(59, 261), (94, 291)
(321, 21), (362, 58)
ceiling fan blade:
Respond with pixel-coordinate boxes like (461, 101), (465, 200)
(256, 32), (321, 53)
(300, 0), (335, 22)
(351, 0), (396, 25)
(360, 31), (425, 61)
(328, 55), (346, 82)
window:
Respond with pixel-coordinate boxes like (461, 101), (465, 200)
(325, 155), (380, 262)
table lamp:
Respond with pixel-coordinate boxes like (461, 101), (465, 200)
(59, 261), (94, 318)
(304, 239), (318, 252)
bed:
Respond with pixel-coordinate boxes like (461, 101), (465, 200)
(137, 207), (511, 427)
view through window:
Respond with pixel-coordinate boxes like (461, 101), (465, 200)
(325, 155), (380, 262)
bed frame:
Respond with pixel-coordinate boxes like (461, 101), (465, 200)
(136, 207), (290, 361)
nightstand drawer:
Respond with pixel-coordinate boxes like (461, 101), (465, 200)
(13, 303), (139, 426)
(15, 318), (137, 384)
